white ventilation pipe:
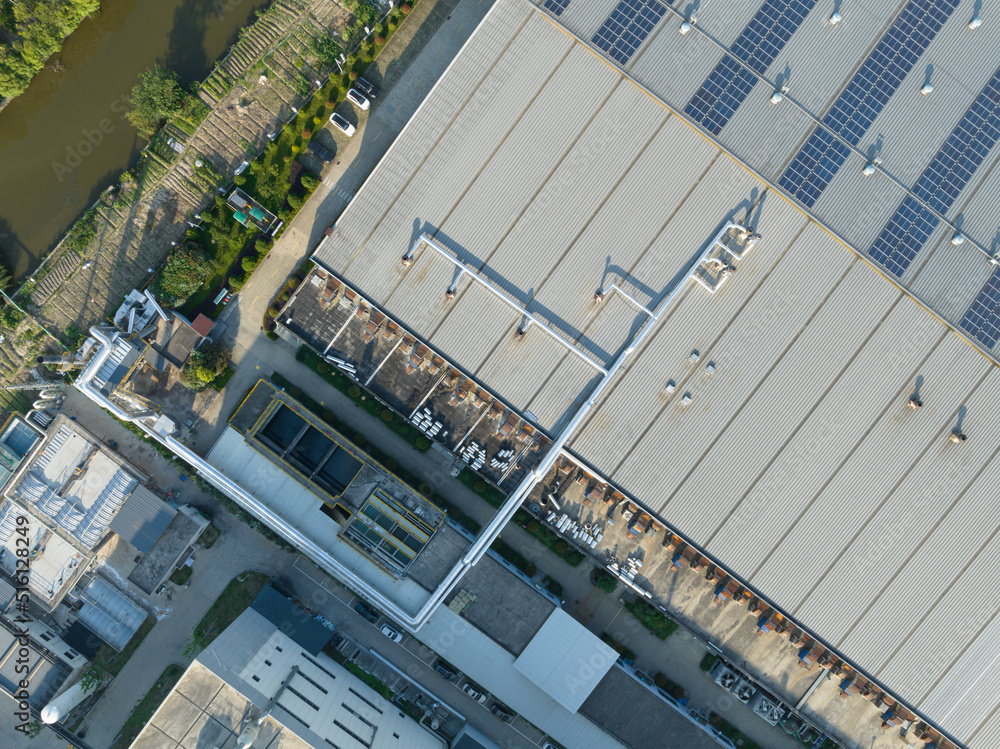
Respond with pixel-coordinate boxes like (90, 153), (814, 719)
(74, 328), (154, 423)
(41, 679), (88, 724)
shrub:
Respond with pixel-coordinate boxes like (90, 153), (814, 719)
(473, 480), (487, 494)
(374, 35), (385, 46)
(348, 385), (362, 398)
(348, 71), (358, 80)
(381, 408), (394, 423)
(388, 22), (396, 32)
(301, 173), (320, 191)
(699, 653), (719, 672)
(127, 65), (185, 138)
(415, 436), (430, 451)
(524, 562), (537, 577)
(326, 98), (336, 107)
(241, 256), (258, 273)
(317, 361), (332, 374)
(302, 127), (312, 138)
(179, 342), (231, 391)
(526, 520), (540, 533)
(418, 482), (433, 497)
(553, 540), (568, 554)
(383, 457), (398, 470)
(352, 432), (367, 447)
(234, 174), (247, 185)
(654, 673), (668, 689)
(544, 576), (563, 596)
(266, 330), (278, 340)
(267, 308), (279, 318)
(401, 3), (411, 13)
(228, 275), (245, 291)
(291, 144), (300, 154)
(288, 277), (300, 288)
(155, 243), (212, 306)
(592, 568), (618, 594)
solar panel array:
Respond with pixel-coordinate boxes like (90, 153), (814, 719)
(961, 271), (1000, 348)
(778, 0), (959, 208)
(592, 0), (671, 66)
(543, 0), (571, 16)
(685, 0), (818, 135)
(870, 67), (1000, 278)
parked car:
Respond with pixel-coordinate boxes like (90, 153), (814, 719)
(490, 703), (513, 722)
(354, 601), (378, 624)
(346, 88), (370, 110)
(330, 112), (356, 136)
(433, 660), (457, 681)
(307, 140), (335, 162)
(462, 682), (488, 704)
(380, 623), (403, 642)
(353, 77), (380, 99)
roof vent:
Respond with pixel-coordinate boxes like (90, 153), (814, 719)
(862, 157), (881, 176)
(689, 349), (701, 363)
(664, 380), (676, 394)
(681, 392), (692, 405)
(705, 362), (716, 375)
(950, 232), (965, 246)
(920, 82), (934, 96)
(770, 90), (783, 105)
(829, 11), (842, 25)
(679, 21), (692, 34)
(950, 431), (967, 444)
(969, 16), (983, 30)
(907, 397), (923, 410)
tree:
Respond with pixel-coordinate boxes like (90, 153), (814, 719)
(592, 568), (619, 594)
(127, 65), (186, 138)
(179, 342), (230, 391)
(312, 34), (342, 69)
(154, 243), (212, 306)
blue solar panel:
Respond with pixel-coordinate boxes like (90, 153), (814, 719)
(592, 0), (671, 67)
(869, 67), (1000, 278)
(961, 271), (1000, 348)
(779, 0), (959, 208)
(543, 0), (571, 16)
(686, 0), (819, 135)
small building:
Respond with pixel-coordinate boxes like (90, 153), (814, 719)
(0, 415), (44, 492)
(129, 595), (445, 749)
(226, 188), (282, 236)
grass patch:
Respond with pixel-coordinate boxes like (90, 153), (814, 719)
(210, 365), (236, 392)
(624, 599), (678, 640)
(88, 614), (156, 680)
(699, 652), (718, 672)
(322, 642), (394, 699)
(198, 522), (221, 549)
(111, 663), (184, 749)
(188, 571), (269, 653)
(169, 565), (193, 586)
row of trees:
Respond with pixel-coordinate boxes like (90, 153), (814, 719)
(0, 0), (100, 99)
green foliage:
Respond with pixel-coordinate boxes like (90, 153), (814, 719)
(301, 173), (320, 192)
(23, 718), (43, 738)
(127, 65), (186, 138)
(154, 243), (212, 306)
(699, 653), (719, 672)
(180, 342), (230, 391)
(343, 0), (380, 27)
(624, 599), (679, 640)
(592, 568), (618, 594)
(0, 0), (99, 99)
(312, 34), (342, 68)
(241, 255), (258, 273)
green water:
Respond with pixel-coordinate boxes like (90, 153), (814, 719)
(0, 0), (270, 279)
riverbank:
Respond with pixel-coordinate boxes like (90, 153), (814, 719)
(0, 0), (100, 101)
(0, 0), (428, 423)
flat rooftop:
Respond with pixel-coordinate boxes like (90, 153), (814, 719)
(302, 1), (1000, 746)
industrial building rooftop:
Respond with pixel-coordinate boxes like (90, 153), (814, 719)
(298, 1), (1000, 747)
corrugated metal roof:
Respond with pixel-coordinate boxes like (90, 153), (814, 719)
(309, 1), (1000, 744)
(108, 484), (176, 553)
(512, 608), (617, 712)
(77, 576), (148, 651)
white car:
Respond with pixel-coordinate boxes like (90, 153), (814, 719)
(380, 623), (403, 643)
(462, 683), (488, 704)
(330, 112), (356, 136)
(346, 88), (370, 110)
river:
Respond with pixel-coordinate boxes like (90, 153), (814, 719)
(0, 0), (270, 279)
